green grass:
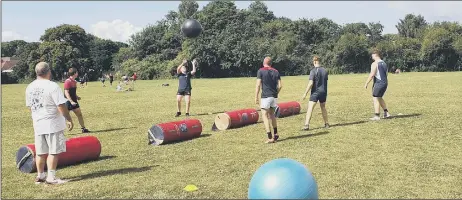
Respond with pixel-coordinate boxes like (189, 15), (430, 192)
(2, 72), (462, 199)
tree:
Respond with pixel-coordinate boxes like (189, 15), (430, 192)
(1, 40), (28, 57)
(334, 33), (370, 73)
(420, 27), (458, 71)
(396, 14), (428, 38)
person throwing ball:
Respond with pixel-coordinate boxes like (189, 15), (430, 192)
(301, 56), (329, 131)
(64, 68), (91, 133)
(175, 59), (197, 117)
(364, 49), (391, 120)
(255, 57), (282, 143)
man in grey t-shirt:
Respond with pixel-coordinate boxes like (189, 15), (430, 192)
(301, 56), (330, 131)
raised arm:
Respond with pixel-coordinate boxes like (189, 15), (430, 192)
(177, 59), (187, 74)
(191, 59), (197, 76)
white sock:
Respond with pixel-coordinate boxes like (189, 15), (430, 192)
(47, 170), (56, 180)
(38, 172), (46, 179)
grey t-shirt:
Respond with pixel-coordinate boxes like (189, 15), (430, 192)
(178, 72), (192, 90)
(257, 67), (281, 98)
(309, 67), (328, 94)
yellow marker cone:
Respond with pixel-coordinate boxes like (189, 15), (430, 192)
(184, 184), (198, 192)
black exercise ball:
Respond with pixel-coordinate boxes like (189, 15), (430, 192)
(181, 19), (202, 38)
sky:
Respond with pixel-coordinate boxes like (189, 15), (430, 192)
(2, 1), (462, 43)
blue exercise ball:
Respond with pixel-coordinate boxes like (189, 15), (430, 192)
(248, 158), (318, 199)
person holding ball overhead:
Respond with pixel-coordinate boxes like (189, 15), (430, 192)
(175, 59), (197, 117)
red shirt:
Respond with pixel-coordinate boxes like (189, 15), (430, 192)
(132, 74), (137, 80)
(64, 78), (78, 102)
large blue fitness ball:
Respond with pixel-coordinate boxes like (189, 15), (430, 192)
(248, 158), (318, 199)
(181, 19), (202, 38)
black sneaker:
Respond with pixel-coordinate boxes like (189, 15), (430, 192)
(185, 113), (190, 117)
(175, 112), (181, 117)
(81, 128), (90, 133)
(274, 134), (279, 141)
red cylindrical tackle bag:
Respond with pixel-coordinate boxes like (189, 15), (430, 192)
(148, 119), (203, 145)
(16, 136), (102, 173)
(214, 109), (259, 131)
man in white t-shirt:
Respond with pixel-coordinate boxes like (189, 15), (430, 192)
(25, 62), (74, 185)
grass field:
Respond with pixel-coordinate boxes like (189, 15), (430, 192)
(2, 72), (462, 199)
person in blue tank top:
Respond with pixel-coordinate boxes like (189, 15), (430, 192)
(364, 49), (391, 120)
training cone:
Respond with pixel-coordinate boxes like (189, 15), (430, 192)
(184, 184), (198, 192)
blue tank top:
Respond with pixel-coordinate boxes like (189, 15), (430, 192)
(374, 61), (388, 85)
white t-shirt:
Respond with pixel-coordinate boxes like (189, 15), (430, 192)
(25, 79), (68, 135)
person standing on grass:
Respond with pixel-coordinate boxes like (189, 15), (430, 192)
(109, 73), (114, 86)
(364, 49), (391, 120)
(64, 68), (91, 133)
(25, 62), (74, 185)
(301, 56), (330, 131)
(100, 74), (106, 87)
(255, 57), (282, 143)
(175, 59), (197, 117)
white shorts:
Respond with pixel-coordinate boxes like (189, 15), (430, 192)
(35, 131), (67, 155)
(260, 97), (278, 110)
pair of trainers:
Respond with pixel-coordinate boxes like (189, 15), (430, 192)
(175, 112), (190, 117)
(35, 175), (67, 185)
(370, 112), (392, 121)
(302, 123), (330, 131)
(266, 134), (280, 143)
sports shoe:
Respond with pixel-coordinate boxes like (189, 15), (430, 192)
(324, 123), (330, 129)
(81, 128), (91, 133)
(383, 112), (392, 119)
(175, 112), (181, 117)
(185, 113), (190, 117)
(35, 176), (46, 184)
(45, 177), (68, 185)
(274, 134), (279, 141)
(302, 125), (309, 131)
(369, 116), (381, 121)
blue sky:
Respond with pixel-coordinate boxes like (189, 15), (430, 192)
(2, 1), (462, 43)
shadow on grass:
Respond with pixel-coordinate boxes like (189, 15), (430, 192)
(193, 111), (226, 116)
(150, 133), (212, 146)
(388, 113), (421, 119)
(67, 127), (136, 136)
(278, 131), (329, 142)
(68, 165), (157, 182)
(91, 127), (136, 133)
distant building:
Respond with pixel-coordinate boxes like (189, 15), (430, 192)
(1, 57), (19, 73)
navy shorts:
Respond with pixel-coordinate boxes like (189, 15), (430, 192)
(66, 101), (80, 110)
(310, 92), (327, 103)
(177, 88), (191, 96)
(372, 84), (388, 97)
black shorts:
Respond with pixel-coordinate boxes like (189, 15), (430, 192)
(372, 84), (387, 97)
(310, 92), (327, 103)
(177, 89), (191, 96)
(66, 101), (80, 110)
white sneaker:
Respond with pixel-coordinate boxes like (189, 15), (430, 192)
(45, 177), (68, 185)
(369, 116), (381, 121)
(383, 112), (392, 119)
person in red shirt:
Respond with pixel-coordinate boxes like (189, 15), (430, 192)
(132, 73), (137, 82)
(64, 68), (90, 133)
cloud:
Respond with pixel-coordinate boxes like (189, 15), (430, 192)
(2, 31), (30, 42)
(387, 1), (462, 21)
(91, 19), (143, 43)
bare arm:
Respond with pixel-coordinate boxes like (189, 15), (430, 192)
(304, 80), (314, 96)
(365, 63), (378, 87)
(191, 60), (197, 75)
(277, 79), (282, 94)
(255, 79), (262, 100)
(58, 104), (73, 122)
(177, 59), (187, 74)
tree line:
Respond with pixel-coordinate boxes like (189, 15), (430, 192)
(2, 1), (462, 84)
